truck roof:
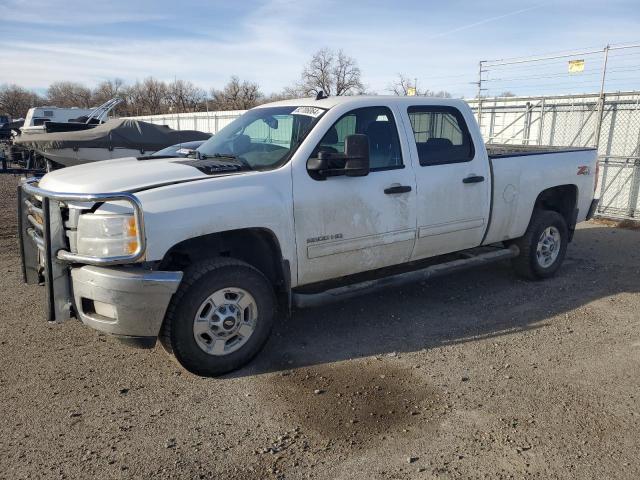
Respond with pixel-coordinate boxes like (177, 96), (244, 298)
(257, 95), (469, 110)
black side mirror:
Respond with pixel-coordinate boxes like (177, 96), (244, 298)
(307, 134), (370, 180)
(343, 134), (369, 177)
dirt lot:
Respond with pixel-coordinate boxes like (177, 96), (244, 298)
(0, 174), (638, 480)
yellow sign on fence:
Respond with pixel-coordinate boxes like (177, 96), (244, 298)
(407, 87), (417, 96)
(568, 59), (585, 73)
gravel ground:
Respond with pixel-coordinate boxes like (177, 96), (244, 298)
(0, 174), (638, 480)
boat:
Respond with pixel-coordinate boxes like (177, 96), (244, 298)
(13, 118), (211, 167)
(20, 106), (97, 136)
(18, 98), (123, 136)
(43, 98), (123, 133)
(0, 119), (24, 142)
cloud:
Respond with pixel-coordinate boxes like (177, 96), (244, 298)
(0, 0), (168, 25)
(0, 0), (638, 98)
(424, 4), (547, 40)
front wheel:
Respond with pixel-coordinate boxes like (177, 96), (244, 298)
(511, 209), (568, 280)
(160, 258), (276, 376)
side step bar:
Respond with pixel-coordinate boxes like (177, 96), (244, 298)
(292, 245), (520, 309)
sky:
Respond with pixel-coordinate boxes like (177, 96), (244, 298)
(0, 0), (639, 98)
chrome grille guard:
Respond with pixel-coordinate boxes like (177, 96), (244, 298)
(20, 177), (147, 266)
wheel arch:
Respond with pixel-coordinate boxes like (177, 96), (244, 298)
(159, 227), (291, 311)
(532, 184), (579, 240)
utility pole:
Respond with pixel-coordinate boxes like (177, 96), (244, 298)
(593, 44), (610, 149)
(477, 60), (485, 129)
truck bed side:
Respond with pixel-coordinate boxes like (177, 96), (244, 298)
(482, 148), (598, 245)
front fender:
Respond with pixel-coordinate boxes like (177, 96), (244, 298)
(135, 166), (297, 283)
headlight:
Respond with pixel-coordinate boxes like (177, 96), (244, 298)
(76, 213), (139, 257)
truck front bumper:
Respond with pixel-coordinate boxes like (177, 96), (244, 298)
(18, 178), (182, 348)
(71, 266), (183, 346)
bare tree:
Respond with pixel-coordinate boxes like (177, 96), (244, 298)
(89, 79), (126, 116)
(0, 84), (43, 118)
(210, 76), (263, 110)
(333, 50), (365, 96)
(167, 79), (206, 113)
(300, 48), (333, 95)
(388, 74), (415, 96)
(425, 89), (452, 98)
(47, 81), (93, 107)
(261, 86), (301, 104)
(124, 77), (170, 115)
(296, 48), (364, 97)
(499, 91), (517, 97)
(388, 74), (451, 98)
(92, 79), (125, 104)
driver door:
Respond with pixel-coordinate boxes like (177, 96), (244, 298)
(292, 105), (417, 285)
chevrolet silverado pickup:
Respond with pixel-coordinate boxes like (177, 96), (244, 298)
(18, 96), (599, 376)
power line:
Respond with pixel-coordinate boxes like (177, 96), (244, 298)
(484, 65), (640, 83)
(477, 43), (640, 98)
(483, 42), (640, 68)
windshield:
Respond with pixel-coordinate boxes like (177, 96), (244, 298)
(153, 140), (206, 157)
(196, 106), (326, 170)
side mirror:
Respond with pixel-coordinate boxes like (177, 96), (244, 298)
(307, 134), (370, 180)
(343, 134), (369, 177)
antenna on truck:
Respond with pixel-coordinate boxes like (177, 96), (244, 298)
(315, 90), (328, 100)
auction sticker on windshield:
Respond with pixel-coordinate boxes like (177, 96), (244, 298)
(292, 106), (325, 117)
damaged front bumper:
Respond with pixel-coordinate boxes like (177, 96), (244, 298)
(18, 178), (182, 347)
(72, 266), (182, 347)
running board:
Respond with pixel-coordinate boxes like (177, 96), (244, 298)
(292, 245), (520, 309)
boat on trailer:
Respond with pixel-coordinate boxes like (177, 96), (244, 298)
(13, 118), (210, 168)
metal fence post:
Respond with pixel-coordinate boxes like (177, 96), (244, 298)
(537, 98), (546, 145)
(628, 158), (640, 218)
(477, 61), (484, 130)
(523, 102), (532, 145)
(488, 103), (496, 144)
(206, 100), (211, 133)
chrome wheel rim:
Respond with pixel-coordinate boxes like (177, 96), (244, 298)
(536, 226), (561, 268)
(192, 287), (258, 356)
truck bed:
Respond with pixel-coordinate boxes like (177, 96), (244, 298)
(482, 144), (598, 247)
(487, 143), (596, 159)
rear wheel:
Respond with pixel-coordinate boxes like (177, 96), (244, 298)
(511, 210), (568, 280)
(160, 258), (276, 376)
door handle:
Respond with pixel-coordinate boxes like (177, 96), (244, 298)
(384, 185), (412, 194)
(463, 175), (485, 184)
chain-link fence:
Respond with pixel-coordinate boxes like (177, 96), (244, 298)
(468, 91), (640, 220)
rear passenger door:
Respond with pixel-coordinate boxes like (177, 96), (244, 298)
(403, 105), (491, 260)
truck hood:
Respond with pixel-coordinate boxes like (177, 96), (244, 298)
(38, 156), (236, 193)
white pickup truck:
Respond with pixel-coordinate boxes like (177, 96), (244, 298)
(19, 96), (599, 376)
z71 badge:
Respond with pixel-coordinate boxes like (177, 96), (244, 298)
(577, 166), (591, 175)
(307, 233), (343, 244)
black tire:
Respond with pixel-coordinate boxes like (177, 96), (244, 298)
(160, 257), (276, 377)
(511, 209), (568, 280)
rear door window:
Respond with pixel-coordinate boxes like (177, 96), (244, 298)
(407, 106), (474, 166)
